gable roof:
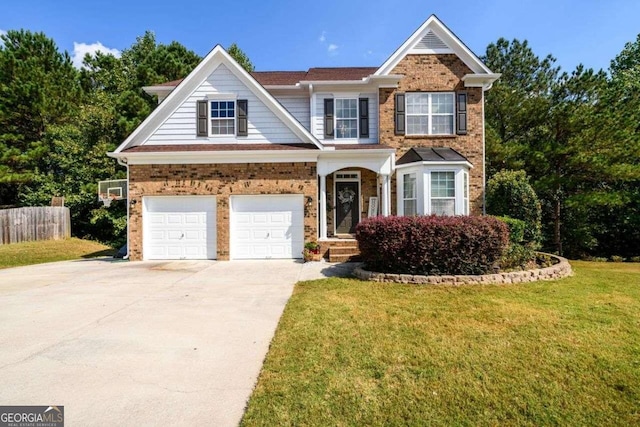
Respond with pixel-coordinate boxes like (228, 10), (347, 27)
(375, 14), (493, 76)
(113, 45), (324, 154)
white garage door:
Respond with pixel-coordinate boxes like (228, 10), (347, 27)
(230, 195), (304, 259)
(143, 196), (216, 260)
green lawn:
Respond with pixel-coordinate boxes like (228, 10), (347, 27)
(242, 261), (640, 426)
(0, 238), (114, 269)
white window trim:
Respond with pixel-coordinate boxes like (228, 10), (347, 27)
(402, 172), (418, 216)
(396, 164), (469, 216)
(208, 99), (237, 138)
(405, 92), (455, 136)
(333, 170), (361, 235)
(334, 97), (359, 140)
(429, 170), (456, 216)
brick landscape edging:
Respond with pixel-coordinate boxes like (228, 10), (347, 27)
(353, 253), (572, 285)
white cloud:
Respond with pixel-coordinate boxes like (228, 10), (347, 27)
(72, 41), (121, 68)
(327, 43), (339, 55)
(319, 31), (326, 43)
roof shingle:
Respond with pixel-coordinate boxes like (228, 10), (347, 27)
(151, 66), (379, 88)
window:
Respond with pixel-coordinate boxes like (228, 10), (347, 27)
(406, 93), (454, 135)
(403, 173), (417, 216)
(210, 101), (235, 135)
(335, 99), (358, 139)
(431, 171), (455, 215)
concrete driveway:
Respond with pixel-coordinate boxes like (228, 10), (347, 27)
(0, 259), (354, 426)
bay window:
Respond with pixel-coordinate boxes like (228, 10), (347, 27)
(397, 167), (470, 216)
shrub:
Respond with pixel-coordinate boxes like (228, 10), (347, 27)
(610, 255), (625, 263)
(494, 216), (535, 270)
(486, 170), (542, 247)
(355, 215), (509, 276)
(500, 244), (535, 271)
(631, 256), (640, 263)
(495, 216), (526, 244)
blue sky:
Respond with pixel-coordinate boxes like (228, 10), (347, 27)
(1, 0), (639, 73)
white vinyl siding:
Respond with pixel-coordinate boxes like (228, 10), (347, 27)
(275, 96), (310, 130)
(312, 93), (378, 143)
(146, 64), (301, 144)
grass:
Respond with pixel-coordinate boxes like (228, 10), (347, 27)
(242, 261), (640, 426)
(0, 238), (114, 269)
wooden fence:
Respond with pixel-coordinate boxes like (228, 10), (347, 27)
(0, 207), (71, 245)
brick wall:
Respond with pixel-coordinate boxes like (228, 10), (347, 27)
(379, 54), (484, 215)
(128, 162), (317, 260)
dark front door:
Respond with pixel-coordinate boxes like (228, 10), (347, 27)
(335, 181), (360, 234)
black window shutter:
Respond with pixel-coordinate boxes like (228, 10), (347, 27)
(324, 98), (334, 139)
(197, 100), (208, 136)
(359, 97), (369, 138)
(395, 93), (405, 135)
(456, 92), (467, 135)
(237, 99), (248, 137)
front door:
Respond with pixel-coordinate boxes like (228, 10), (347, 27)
(335, 180), (360, 234)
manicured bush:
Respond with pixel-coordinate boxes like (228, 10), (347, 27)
(486, 170), (542, 247)
(355, 215), (509, 276)
(495, 216), (526, 244)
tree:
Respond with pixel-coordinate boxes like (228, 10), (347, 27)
(81, 31), (202, 141)
(484, 37), (640, 258)
(227, 43), (254, 72)
(0, 30), (81, 205)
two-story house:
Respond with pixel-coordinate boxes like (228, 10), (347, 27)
(108, 15), (500, 261)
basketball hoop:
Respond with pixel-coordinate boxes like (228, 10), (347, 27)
(97, 179), (128, 208)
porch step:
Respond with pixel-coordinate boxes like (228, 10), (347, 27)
(328, 246), (360, 263)
(329, 246), (359, 255)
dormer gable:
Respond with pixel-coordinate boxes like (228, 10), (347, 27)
(375, 15), (500, 88)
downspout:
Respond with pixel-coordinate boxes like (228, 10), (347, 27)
(117, 157), (130, 260)
(481, 87), (486, 215)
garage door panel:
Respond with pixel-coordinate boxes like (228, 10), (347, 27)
(143, 196), (216, 260)
(231, 195), (304, 260)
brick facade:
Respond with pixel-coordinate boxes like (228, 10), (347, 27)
(128, 162), (317, 260)
(379, 54), (484, 215)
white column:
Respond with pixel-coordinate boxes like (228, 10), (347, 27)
(319, 174), (327, 239)
(381, 174), (391, 216)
